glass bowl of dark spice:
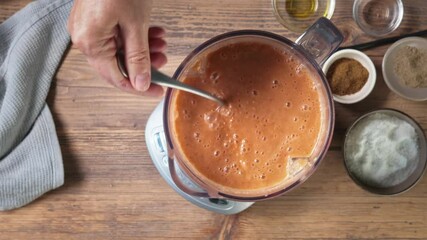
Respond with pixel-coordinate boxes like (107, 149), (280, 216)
(322, 49), (376, 104)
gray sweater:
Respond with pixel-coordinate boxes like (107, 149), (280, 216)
(0, 0), (73, 210)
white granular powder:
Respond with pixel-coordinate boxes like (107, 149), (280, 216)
(345, 113), (420, 188)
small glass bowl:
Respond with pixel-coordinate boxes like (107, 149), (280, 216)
(353, 0), (404, 37)
(343, 109), (427, 195)
(272, 0), (335, 33)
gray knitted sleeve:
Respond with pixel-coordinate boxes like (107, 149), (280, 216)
(0, 0), (73, 210)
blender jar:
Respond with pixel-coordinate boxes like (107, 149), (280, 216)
(163, 18), (343, 201)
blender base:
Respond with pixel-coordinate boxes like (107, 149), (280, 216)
(145, 100), (254, 215)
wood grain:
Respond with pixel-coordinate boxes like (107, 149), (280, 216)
(1, 0), (427, 239)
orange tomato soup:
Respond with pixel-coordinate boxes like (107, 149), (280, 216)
(170, 40), (322, 192)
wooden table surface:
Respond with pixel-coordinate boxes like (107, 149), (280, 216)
(1, 0), (427, 239)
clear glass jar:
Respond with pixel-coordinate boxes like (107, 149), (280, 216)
(164, 18), (342, 201)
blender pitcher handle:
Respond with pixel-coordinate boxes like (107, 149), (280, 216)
(296, 17), (343, 66)
(168, 157), (211, 198)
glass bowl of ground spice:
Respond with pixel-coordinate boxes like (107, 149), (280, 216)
(382, 37), (427, 101)
(322, 49), (376, 104)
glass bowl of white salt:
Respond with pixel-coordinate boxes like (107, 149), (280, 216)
(343, 109), (427, 195)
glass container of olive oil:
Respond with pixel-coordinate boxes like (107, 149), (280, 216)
(272, 0), (335, 33)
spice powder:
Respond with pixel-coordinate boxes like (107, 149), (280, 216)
(326, 58), (369, 96)
(393, 46), (427, 88)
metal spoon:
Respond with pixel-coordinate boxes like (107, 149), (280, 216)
(116, 54), (225, 106)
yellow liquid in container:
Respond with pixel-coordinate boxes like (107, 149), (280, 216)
(272, 0), (335, 32)
(285, 0), (319, 19)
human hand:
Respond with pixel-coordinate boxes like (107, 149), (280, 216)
(67, 0), (167, 96)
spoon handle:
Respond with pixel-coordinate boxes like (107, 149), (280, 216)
(151, 69), (224, 105)
(116, 52), (224, 105)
